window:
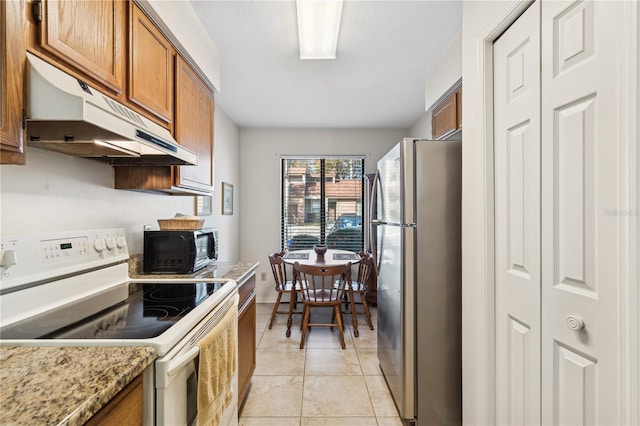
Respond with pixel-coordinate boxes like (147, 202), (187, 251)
(282, 157), (365, 253)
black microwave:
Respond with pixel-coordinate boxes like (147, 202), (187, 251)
(143, 229), (218, 274)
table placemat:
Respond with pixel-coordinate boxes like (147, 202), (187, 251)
(284, 252), (309, 259)
(333, 253), (359, 261)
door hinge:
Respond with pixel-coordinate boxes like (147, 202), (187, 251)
(21, 110), (27, 130)
(32, 0), (42, 25)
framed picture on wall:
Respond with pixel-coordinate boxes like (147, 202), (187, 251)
(222, 182), (233, 215)
(195, 196), (213, 216)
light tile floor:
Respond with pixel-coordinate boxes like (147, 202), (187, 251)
(239, 303), (403, 426)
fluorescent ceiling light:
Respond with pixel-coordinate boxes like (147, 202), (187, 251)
(296, 0), (344, 60)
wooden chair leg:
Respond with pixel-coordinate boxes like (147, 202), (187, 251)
(268, 292), (283, 329)
(286, 290), (295, 337)
(299, 293), (306, 330)
(330, 308), (336, 330)
(334, 305), (346, 349)
(361, 292), (374, 330)
(300, 304), (310, 349)
(349, 288), (359, 337)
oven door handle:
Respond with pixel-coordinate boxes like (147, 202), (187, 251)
(166, 346), (200, 377)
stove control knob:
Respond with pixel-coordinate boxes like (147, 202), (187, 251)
(116, 236), (127, 248)
(94, 239), (107, 252)
(0, 250), (17, 269)
(106, 237), (117, 250)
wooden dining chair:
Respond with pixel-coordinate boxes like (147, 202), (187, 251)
(295, 261), (352, 349)
(267, 251), (301, 334)
(343, 251), (376, 337)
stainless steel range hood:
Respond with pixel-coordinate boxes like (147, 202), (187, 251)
(25, 53), (198, 166)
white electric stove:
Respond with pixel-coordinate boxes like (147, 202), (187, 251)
(0, 228), (239, 426)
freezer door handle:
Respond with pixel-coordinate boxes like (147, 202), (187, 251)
(367, 170), (381, 252)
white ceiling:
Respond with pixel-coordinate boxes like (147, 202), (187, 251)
(188, 1), (462, 129)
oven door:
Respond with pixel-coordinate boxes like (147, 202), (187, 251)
(155, 292), (238, 426)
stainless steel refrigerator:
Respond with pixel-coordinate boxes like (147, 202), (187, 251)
(373, 139), (462, 425)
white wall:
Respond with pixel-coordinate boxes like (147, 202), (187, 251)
(409, 30), (462, 140)
(142, 0), (221, 92)
(408, 111), (431, 139)
(0, 106), (241, 260)
(212, 106), (241, 260)
(238, 128), (404, 302)
(425, 30), (462, 111)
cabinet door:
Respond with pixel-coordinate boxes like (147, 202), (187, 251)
(1, 0), (26, 164)
(129, 2), (174, 126)
(39, 0), (125, 94)
(85, 374), (143, 426)
(237, 294), (256, 408)
(431, 91), (458, 140)
(175, 56), (214, 192)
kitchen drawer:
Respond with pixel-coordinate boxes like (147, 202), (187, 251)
(238, 274), (256, 309)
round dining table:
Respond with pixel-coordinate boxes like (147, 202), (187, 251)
(282, 248), (361, 267)
(281, 248), (361, 337)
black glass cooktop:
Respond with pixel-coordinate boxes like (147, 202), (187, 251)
(0, 282), (225, 340)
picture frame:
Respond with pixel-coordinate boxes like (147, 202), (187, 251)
(222, 182), (233, 215)
(195, 196), (213, 216)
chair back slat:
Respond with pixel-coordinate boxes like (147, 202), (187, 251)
(268, 251), (288, 290)
(294, 262), (352, 304)
(356, 252), (375, 288)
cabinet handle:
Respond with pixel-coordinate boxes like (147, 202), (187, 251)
(566, 315), (585, 331)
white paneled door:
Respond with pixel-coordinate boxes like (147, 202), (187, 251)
(494, 1), (626, 424)
(493, 2), (541, 425)
(541, 1), (621, 424)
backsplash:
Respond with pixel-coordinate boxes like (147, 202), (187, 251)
(0, 108), (240, 260)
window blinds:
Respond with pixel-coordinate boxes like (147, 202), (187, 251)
(281, 157), (365, 253)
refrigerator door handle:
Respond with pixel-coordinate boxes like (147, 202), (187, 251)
(368, 170), (381, 252)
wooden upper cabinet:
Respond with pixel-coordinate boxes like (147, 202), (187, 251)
(1, 0), (26, 164)
(114, 55), (214, 196)
(37, 0), (125, 94)
(129, 2), (174, 126)
(175, 56), (214, 192)
(431, 85), (462, 140)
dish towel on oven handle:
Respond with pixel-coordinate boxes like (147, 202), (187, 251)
(197, 299), (238, 426)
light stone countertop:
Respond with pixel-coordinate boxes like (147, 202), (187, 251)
(0, 345), (156, 426)
(128, 254), (259, 284)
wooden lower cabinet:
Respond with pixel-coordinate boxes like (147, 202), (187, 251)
(237, 274), (256, 409)
(86, 374), (143, 426)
